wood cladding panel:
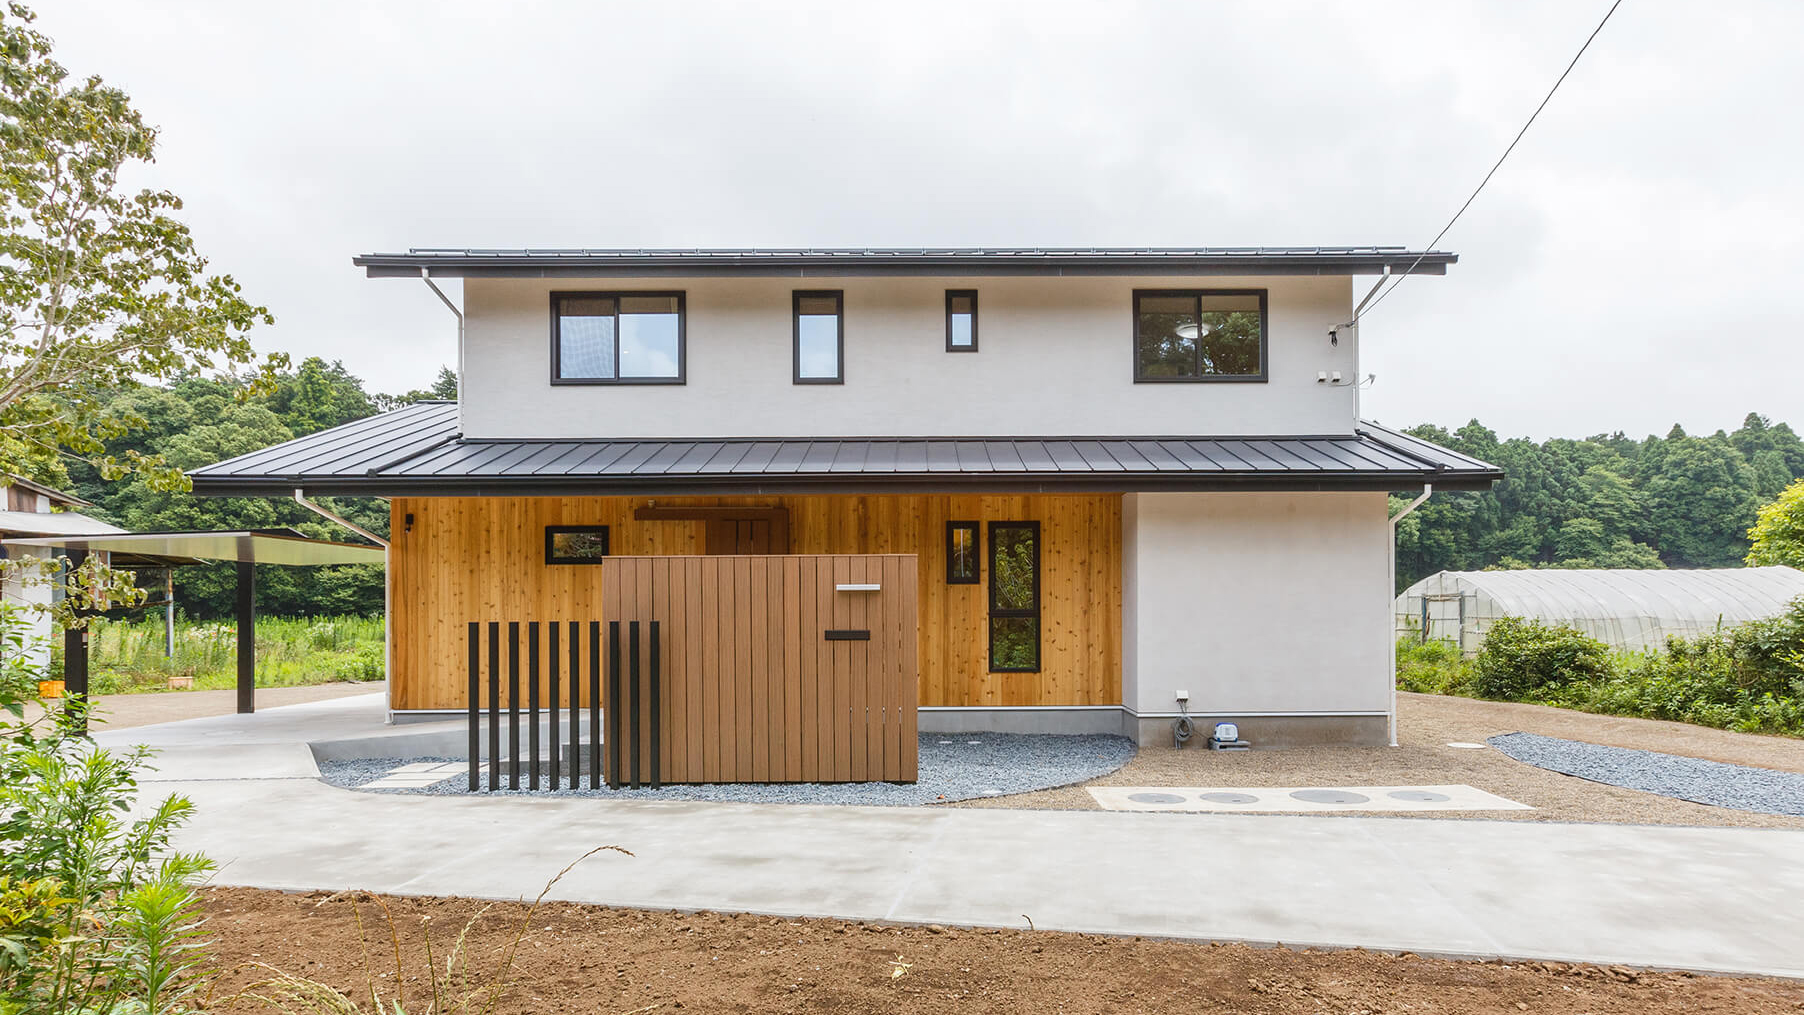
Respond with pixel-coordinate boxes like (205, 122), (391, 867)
(389, 494), (1121, 711)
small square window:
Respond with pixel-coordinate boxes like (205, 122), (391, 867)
(946, 290), (978, 352)
(545, 525), (609, 564)
(946, 521), (979, 584)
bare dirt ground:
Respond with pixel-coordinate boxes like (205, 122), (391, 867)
(195, 886), (1804, 1015)
(956, 692), (1804, 828)
(24, 681), (381, 730)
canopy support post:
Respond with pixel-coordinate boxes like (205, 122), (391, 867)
(62, 549), (89, 736)
(236, 559), (255, 714)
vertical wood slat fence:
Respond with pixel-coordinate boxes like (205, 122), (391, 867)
(462, 553), (916, 789)
(604, 554), (918, 785)
(464, 620), (661, 791)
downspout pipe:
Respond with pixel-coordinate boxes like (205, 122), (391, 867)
(1387, 483), (1432, 747)
(420, 268), (465, 427)
(294, 488), (393, 722)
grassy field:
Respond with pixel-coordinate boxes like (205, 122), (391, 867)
(62, 615), (385, 694)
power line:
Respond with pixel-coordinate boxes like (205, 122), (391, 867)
(1354, 0), (1626, 323)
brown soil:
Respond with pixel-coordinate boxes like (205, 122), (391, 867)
(195, 886), (1804, 1015)
(24, 681), (381, 731)
(956, 692), (1804, 828)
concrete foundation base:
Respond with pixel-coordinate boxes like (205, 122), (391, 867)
(1130, 714), (1390, 749)
(917, 706), (1131, 737)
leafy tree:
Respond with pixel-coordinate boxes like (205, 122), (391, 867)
(1747, 479), (1804, 569)
(0, 4), (282, 489)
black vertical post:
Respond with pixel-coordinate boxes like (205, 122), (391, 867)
(649, 620), (661, 790)
(487, 621), (500, 791)
(61, 549), (88, 736)
(235, 560), (255, 714)
(606, 621), (622, 790)
(628, 622), (640, 790)
(589, 621), (602, 789)
(547, 622), (560, 789)
(507, 621), (520, 791)
(569, 622), (580, 790)
(528, 622), (540, 790)
(467, 622), (479, 792)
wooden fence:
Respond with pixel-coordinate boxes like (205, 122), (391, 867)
(604, 554), (918, 784)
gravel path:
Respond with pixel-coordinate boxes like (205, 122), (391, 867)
(320, 732), (1136, 805)
(1487, 732), (1804, 817)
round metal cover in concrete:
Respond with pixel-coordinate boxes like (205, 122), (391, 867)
(1197, 792), (1259, 804)
(1388, 789), (1452, 802)
(1290, 789), (1370, 804)
(1127, 792), (1188, 804)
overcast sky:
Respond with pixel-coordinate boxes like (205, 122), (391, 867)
(34, 0), (1803, 441)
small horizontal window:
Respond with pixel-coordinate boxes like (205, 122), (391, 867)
(1134, 289), (1266, 382)
(545, 525), (610, 564)
(552, 293), (685, 384)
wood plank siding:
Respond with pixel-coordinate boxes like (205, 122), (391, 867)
(389, 494), (1122, 711)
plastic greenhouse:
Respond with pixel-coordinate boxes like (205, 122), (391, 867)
(1394, 566), (1804, 655)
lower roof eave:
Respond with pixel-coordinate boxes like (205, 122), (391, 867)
(191, 471), (1499, 499)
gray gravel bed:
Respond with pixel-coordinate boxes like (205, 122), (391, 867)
(1488, 732), (1804, 817)
(319, 732), (1136, 806)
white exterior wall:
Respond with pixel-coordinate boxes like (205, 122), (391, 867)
(1, 545), (55, 671)
(1122, 491), (1392, 718)
(459, 274), (1358, 439)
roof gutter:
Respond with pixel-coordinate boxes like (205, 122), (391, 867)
(420, 268), (464, 432)
(1387, 484), (1434, 748)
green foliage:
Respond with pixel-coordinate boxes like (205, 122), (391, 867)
(1394, 413), (1803, 589)
(0, 3), (283, 490)
(1471, 617), (1612, 699)
(1746, 478), (1804, 569)
(72, 614), (385, 694)
(1394, 637), (1473, 695)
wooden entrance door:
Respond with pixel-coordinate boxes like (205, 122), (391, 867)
(632, 506), (790, 555)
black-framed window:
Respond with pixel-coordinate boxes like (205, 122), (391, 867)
(946, 521), (979, 584)
(987, 521), (1040, 673)
(545, 525), (610, 564)
(551, 292), (685, 384)
(945, 290), (978, 352)
(1133, 289), (1267, 382)
(793, 290), (844, 384)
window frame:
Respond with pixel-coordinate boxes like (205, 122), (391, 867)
(544, 525), (611, 565)
(792, 289), (845, 384)
(549, 291), (687, 386)
(1131, 288), (1269, 384)
(945, 289), (979, 352)
(945, 520), (980, 584)
(986, 520), (1041, 673)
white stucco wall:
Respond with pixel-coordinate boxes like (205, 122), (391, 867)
(1, 545), (55, 671)
(1121, 491), (1391, 717)
(459, 274), (1359, 439)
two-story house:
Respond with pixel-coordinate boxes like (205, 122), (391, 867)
(189, 247), (1500, 749)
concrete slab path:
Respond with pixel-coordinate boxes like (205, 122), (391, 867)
(96, 694), (1804, 979)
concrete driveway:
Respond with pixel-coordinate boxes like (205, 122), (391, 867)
(98, 693), (1804, 979)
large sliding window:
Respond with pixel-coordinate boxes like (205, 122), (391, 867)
(552, 292), (685, 384)
(793, 291), (844, 383)
(987, 521), (1040, 673)
(1133, 289), (1267, 382)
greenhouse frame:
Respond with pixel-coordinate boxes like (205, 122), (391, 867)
(1394, 566), (1804, 655)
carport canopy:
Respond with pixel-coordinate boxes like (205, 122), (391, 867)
(4, 529), (385, 725)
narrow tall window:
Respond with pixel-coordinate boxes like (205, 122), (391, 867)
(793, 290), (844, 383)
(945, 290), (978, 352)
(552, 293), (685, 383)
(946, 521), (979, 584)
(1133, 289), (1267, 382)
(988, 521), (1040, 672)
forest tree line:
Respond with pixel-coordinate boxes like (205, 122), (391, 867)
(9, 359), (1799, 614)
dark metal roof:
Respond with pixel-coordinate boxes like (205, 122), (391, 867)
(353, 246), (1457, 279)
(187, 402), (1500, 496)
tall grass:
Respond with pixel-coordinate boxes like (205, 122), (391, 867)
(63, 615), (385, 695)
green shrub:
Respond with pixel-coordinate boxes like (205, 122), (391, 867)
(1395, 638), (1474, 695)
(1471, 617), (1612, 699)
